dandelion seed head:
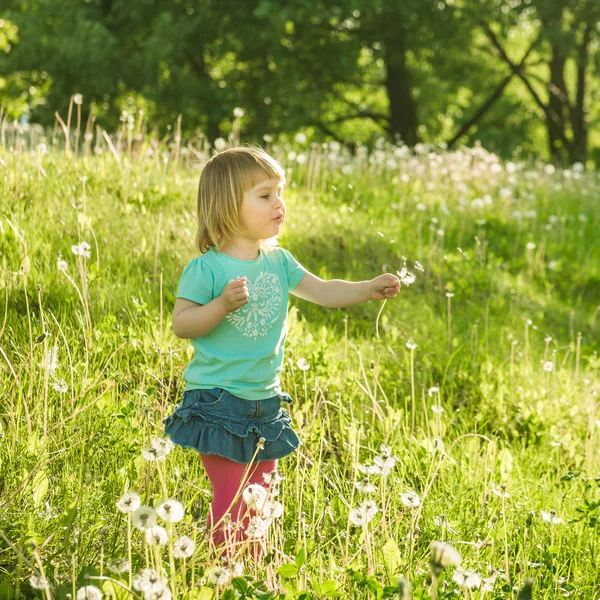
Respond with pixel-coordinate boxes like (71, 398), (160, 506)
(261, 500), (284, 520)
(57, 258), (68, 273)
(233, 107), (245, 118)
(400, 490), (421, 509)
(29, 574), (50, 590)
(145, 525), (169, 546)
(107, 558), (130, 574)
(430, 541), (461, 572)
(52, 379), (68, 394)
(151, 437), (175, 456)
(71, 241), (91, 258)
(207, 566), (231, 586)
(116, 491), (141, 514)
(131, 506), (157, 530)
(262, 470), (284, 485)
(543, 361), (554, 372)
(242, 484), (268, 510)
(132, 568), (167, 595)
(173, 535), (195, 559)
(245, 516), (271, 538)
(76, 586), (103, 600)
(296, 357), (310, 371)
(452, 568), (482, 589)
(354, 478), (376, 493)
(156, 499), (185, 523)
(541, 510), (562, 524)
(406, 339), (417, 350)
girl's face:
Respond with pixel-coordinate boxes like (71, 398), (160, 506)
(239, 177), (286, 241)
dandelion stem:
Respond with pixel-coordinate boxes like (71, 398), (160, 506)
(501, 495), (510, 583)
(410, 347), (416, 436)
(375, 298), (387, 339)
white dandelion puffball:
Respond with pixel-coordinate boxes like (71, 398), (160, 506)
(107, 558), (130, 574)
(57, 258), (68, 273)
(262, 470), (284, 485)
(296, 357), (310, 371)
(141, 445), (168, 462)
(132, 506), (157, 530)
(52, 379), (69, 394)
(173, 535), (195, 559)
(452, 568), (482, 589)
(145, 525), (169, 546)
(73, 93), (83, 105)
(76, 586), (103, 600)
(116, 491), (141, 514)
(374, 452), (397, 475)
(406, 339), (417, 350)
(400, 490), (421, 509)
(349, 500), (378, 526)
(156, 499), (185, 523)
(133, 568), (168, 596)
(354, 478), (376, 494)
(245, 516), (271, 538)
(233, 107), (245, 118)
(295, 132), (307, 144)
(71, 241), (91, 258)
(151, 437), (175, 456)
(214, 137), (227, 151)
(543, 361), (554, 372)
(430, 541), (461, 568)
(242, 483), (268, 510)
(29, 575), (50, 590)
(428, 386), (439, 396)
(541, 510), (563, 524)
(261, 500), (284, 520)
(207, 566), (232, 586)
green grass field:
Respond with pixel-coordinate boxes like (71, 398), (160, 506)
(0, 138), (599, 599)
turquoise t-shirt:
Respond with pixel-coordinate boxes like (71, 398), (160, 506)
(176, 246), (307, 400)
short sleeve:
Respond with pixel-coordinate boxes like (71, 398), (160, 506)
(279, 248), (307, 291)
(176, 257), (215, 305)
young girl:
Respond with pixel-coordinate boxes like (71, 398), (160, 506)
(163, 146), (400, 560)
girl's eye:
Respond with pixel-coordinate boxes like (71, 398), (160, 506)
(261, 194), (270, 199)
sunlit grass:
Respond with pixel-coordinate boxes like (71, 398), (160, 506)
(0, 128), (599, 599)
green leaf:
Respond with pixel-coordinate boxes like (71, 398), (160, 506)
(231, 577), (250, 594)
(547, 545), (560, 555)
(382, 537), (402, 579)
(0, 581), (14, 600)
(31, 470), (49, 509)
(277, 563), (298, 578)
(186, 587), (214, 600)
(295, 548), (306, 569)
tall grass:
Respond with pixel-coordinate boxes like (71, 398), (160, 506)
(0, 113), (599, 599)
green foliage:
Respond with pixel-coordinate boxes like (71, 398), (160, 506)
(0, 138), (599, 598)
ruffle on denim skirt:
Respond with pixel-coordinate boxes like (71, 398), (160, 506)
(162, 387), (300, 464)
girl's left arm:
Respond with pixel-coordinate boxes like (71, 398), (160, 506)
(291, 272), (400, 308)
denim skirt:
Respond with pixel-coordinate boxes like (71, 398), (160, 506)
(162, 387), (300, 464)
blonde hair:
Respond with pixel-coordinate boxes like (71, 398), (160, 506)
(195, 146), (286, 254)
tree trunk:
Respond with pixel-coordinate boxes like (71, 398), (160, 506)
(383, 31), (418, 146)
(547, 45), (568, 164)
(571, 21), (591, 164)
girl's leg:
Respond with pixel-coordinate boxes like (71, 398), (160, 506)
(200, 453), (277, 560)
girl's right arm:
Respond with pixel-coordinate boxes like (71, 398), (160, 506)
(172, 278), (248, 338)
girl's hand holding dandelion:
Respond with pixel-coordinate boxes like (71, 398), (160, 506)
(369, 273), (401, 300)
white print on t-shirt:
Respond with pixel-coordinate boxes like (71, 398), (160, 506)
(225, 272), (283, 338)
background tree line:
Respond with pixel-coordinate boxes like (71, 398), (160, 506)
(1, 0), (599, 163)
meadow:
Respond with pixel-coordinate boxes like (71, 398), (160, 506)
(0, 127), (599, 600)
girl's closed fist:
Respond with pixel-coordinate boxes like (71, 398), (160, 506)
(220, 278), (249, 313)
(369, 273), (400, 301)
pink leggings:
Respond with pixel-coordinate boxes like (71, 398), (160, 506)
(200, 453), (277, 560)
